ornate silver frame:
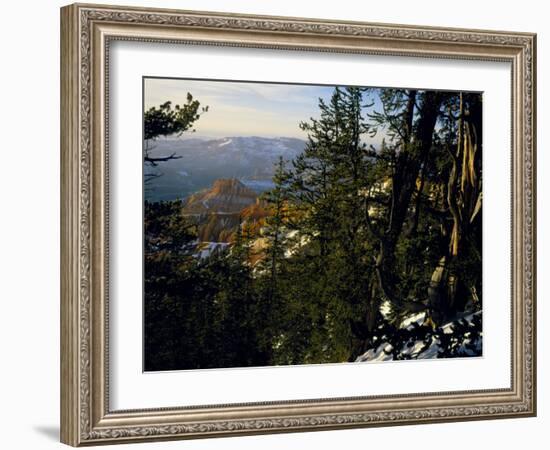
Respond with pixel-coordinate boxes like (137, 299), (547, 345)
(60, 3), (536, 446)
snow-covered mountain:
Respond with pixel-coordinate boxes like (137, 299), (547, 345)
(200, 136), (304, 159)
(144, 136), (305, 202)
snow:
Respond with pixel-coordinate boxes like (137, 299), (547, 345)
(218, 138), (233, 147)
(283, 231), (311, 257)
(193, 242), (229, 259)
(379, 300), (392, 320)
(358, 343), (395, 362)
(355, 311), (482, 363)
(400, 311), (426, 329)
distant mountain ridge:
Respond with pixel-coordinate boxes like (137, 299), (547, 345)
(144, 135), (305, 202)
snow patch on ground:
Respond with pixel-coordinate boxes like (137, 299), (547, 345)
(193, 242), (229, 259)
(355, 311), (482, 362)
(400, 311), (426, 329)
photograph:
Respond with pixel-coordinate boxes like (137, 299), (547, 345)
(143, 78), (483, 372)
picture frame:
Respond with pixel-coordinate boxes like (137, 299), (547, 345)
(60, 2), (536, 446)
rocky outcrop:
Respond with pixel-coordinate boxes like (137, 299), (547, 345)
(182, 179), (272, 243)
(183, 178), (257, 214)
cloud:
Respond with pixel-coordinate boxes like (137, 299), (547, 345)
(143, 78), (385, 141)
(144, 78), (333, 138)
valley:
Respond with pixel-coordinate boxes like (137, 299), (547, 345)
(144, 135), (305, 202)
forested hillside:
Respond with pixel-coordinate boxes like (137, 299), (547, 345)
(144, 86), (483, 371)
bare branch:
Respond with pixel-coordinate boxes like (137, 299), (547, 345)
(144, 153), (182, 167)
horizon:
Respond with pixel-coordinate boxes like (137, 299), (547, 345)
(157, 134), (308, 141)
(143, 134), (309, 202)
(144, 77), (385, 140)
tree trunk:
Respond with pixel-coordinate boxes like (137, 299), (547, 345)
(375, 91), (443, 308)
(428, 93), (482, 324)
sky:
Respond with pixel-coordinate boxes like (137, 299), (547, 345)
(144, 77), (383, 140)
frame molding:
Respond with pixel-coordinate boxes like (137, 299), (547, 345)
(60, 3), (536, 446)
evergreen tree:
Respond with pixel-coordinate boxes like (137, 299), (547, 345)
(270, 87), (380, 362)
(143, 95), (208, 184)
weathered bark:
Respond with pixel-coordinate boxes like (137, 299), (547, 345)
(428, 93), (482, 323)
(349, 276), (378, 359)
